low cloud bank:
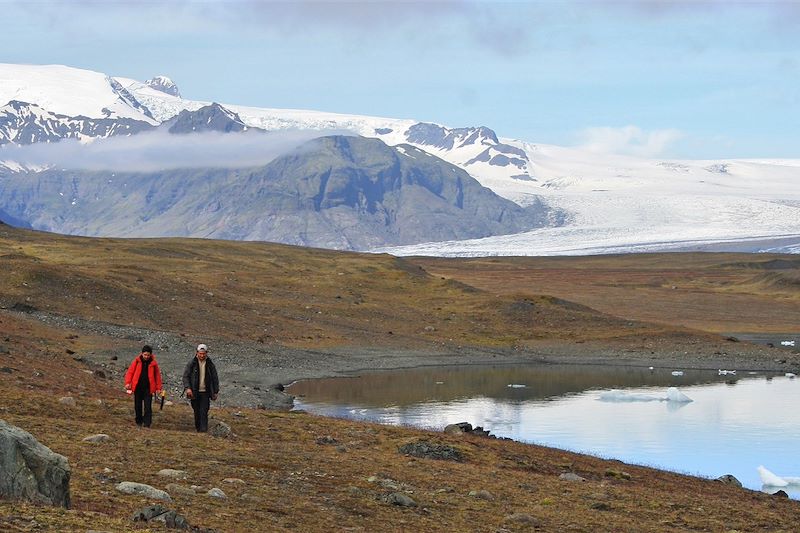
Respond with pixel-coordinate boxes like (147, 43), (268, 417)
(0, 129), (350, 172)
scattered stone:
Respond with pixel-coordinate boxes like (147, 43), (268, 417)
(367, 476), (402, 490)
(443, 421), (496, 438)
(591, 502), (612, 511)
(116, 481), (171, 501)
(716, 474), (742, 487)
(505, 513), (541, 526)
(316, 435), (337, 445)
(444, 422), (472, 434)
(336, 445), (347, 453)
(0, 367), (13, 373)
(82, 434), (111, 444)
(165, 483), (196, 497)
(58, 396), (76, 407)
(0, 345), (9, 354)
(158, 469), (189, 480)
(209, 421), (232, 438)
(132, 504), (191, 530)
(207, 487), (227, 498)
(773, 490), (789, 498)
(94, 469), (116, 484)
(468, 489), (495, 501)
(386, 492), (417, 507)
(0, 419), (71, 507)
(153, 509), (190, 529)
(398, 440), (463, 461)
(132, 504), (168, 522)
(559, 473), (586, 482)
(94, 369), (106, 379)
(725, 336), (740, 342)
(604, 469), (631, 480)
(222, 478), (245, 485)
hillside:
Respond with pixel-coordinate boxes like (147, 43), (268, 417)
(1, 225), (800, 530)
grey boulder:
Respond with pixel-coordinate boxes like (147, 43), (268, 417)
(0, 419), (71, 507)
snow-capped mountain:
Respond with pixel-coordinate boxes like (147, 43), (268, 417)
(0, 62), (798, 256)
(0, 64), (156, 121)
(0, 99), (153, 145)
(145, 76), (181, 97)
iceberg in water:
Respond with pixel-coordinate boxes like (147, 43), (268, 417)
(599, 387), (692, 403)
(758, 465), (800, 487)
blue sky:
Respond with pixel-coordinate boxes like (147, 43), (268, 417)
(2, 0), (799, 159)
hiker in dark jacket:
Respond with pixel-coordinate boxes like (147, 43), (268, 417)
(124, 345), (163, 428)
(181, 343), (220, 432)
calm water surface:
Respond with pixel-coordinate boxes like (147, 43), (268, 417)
(289, 364), (800, 497)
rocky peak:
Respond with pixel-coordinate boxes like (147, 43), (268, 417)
(165, 103), (249, 134)
(145, 76), (181, 98)
(404, 122), (499, 151)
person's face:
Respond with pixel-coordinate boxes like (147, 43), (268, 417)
(141, 351), (152, 359)
(196, 350), (207, 361)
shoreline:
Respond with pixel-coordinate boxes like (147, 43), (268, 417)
(14, 308), (800, 408)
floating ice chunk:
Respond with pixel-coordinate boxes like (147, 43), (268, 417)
(785, 373), (796, 379)
(435, 381), (444, 385)
(780, 340), (796, 346)
(718, 369), (736, 375)
(757, 466), (800, 487)
(599, 390), (661, 402)
(598, 387), (692, 403)
(665, 387), (693, 403)
(507, 384), (526, 388)
(758, 466), (788, 487)
(671, 371), (684, 376)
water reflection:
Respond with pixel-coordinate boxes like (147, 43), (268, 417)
(289, 364), (800, 498)
(288, 364), (737, 406)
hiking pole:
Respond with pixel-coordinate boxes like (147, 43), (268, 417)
(159, 391), (166, 410)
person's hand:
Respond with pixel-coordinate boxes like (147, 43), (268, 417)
(185, 388), (193, 399)
(125, 383), (131, 390)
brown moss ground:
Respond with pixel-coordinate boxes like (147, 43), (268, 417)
(411, 254), (800, 334)
(2, 225), (800, 530)
(2, 354), (800, 533)
(0, 225), (701, 352)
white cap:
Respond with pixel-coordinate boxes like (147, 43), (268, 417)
(196, 343), (208, 352)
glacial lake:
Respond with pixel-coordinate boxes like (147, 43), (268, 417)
(288, 364), (800, 497)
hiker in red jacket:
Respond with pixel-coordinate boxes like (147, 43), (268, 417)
(124, 345), (163, 428)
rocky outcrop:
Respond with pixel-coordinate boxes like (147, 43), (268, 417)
(0, 419), (71, 507)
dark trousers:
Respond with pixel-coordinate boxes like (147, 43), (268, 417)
(134, 389), (153, 427)
(191, 392), (210, 432)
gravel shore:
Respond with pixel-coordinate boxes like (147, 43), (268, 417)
(26, 310), (800, 409)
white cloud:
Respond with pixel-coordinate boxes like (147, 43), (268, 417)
(0, 129), (350, 172)
(577, 125), (684, 158)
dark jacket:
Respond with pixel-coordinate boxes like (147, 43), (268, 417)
(181, 356), (220, 397)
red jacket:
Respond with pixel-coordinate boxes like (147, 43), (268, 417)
(124, 354), (163, 394)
